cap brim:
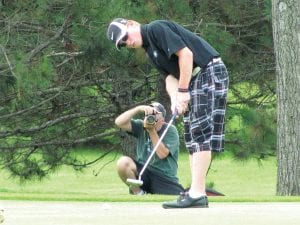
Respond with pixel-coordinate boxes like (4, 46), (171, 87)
(149, 103), (166, 118)
(115, 35), (127, 50)
(110, 22), (127, 50)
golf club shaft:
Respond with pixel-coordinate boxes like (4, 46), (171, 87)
(138, 111), (177, 180)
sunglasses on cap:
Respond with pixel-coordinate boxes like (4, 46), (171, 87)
(118, 33), (128, 48)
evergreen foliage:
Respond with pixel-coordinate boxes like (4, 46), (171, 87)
(0, 0), (276, 179)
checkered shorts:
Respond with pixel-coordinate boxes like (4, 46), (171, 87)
(184, 59), (229, 154)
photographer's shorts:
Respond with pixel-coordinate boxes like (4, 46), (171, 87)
(184, 58), (229, 154)
(134, 161), (184, 195)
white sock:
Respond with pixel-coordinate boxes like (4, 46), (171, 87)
(136, 190), (145, 195)
(188, 191), (206, 199)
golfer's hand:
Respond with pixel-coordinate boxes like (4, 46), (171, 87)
(175, 92), (190, 115)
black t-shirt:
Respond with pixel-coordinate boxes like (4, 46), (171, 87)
(141, 20), (220, 78)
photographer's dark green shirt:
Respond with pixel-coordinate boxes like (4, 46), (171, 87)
(130, 119), (180, 182)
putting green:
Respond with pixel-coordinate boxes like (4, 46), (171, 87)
(1, 200), (300, 225)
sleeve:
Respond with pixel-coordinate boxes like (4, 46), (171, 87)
(163, 125), (180, 156)
(150, 23), (186, 59)
(130, 119), (143, 138)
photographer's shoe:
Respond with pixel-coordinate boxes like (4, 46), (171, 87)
(162, 193), (208, 209)
(129, 188), (146, 195)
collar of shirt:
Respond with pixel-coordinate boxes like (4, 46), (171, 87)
(141, 24), (150, 48)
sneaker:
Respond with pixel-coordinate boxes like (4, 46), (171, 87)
(129, 188), (146, 195)
(162, 193), (209, 209)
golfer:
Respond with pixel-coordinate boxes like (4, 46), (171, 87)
(107, 18), (229, 208)
(115, 102), (184, 195)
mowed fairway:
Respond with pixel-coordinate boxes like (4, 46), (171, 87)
(1, 150), (300, 225)
(0, 150), (283, 201)
(1, 200), (300, 225)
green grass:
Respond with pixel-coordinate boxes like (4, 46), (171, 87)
(0, 149), (299, 202)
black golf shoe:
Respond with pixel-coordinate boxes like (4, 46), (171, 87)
(162, 193), (209, 209)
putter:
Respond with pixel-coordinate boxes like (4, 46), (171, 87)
(126, 110), (178, 187)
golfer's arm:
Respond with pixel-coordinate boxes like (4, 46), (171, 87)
(175, 47), (193, 89)
(166, 75), (178, 105)
(115, 106), (143, 132)
(147, 130), (169, 159)
(166, 75), (178, 95)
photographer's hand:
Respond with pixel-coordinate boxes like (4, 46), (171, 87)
(115, 105), (157, 132)
(146, 123), (170, 159)
(143, 118), (156, 131)
(142, 105), (159, 116)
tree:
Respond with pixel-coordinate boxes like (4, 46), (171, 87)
(272, 0), (300, 195)
(0, 0), (184, 179)
(0, 0), (277, 180)
(0, 0), (158, 179)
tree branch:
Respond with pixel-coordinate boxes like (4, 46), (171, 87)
(0, 109), (114, 138)
(0, 72), (74, 119)
(25, 14), (72, 63)
(185, 16), (270, 29)
(0, 44), (17, 78)
(47, 51), (84, 57)
(0, 130), (118, 149)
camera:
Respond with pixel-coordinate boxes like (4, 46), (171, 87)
(145, 114), (156, 125)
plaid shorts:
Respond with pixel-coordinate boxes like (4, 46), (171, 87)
(184, 59), (229, 154)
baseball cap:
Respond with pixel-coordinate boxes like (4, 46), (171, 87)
(149, 102), (166, 118)
(106, 18), (128, 50)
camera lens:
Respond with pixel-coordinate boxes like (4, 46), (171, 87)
(146, 115), (156, 125)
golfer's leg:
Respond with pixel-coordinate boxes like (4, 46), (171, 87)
(183, 114), (194, 180)
(189, 154), (193, 180)
(188, 68), (214, 198)
(189, 151), (211, 196)
(116, 156), (142, 193)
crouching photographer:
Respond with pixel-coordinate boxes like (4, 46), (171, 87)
(115, 102), (184, 195)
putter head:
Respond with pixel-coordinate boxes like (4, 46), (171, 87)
(126, 178), (143, 187)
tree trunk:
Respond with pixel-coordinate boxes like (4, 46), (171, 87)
(272, 0), (300, 195)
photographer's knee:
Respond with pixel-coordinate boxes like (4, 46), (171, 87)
(116, 156), (133, 171)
